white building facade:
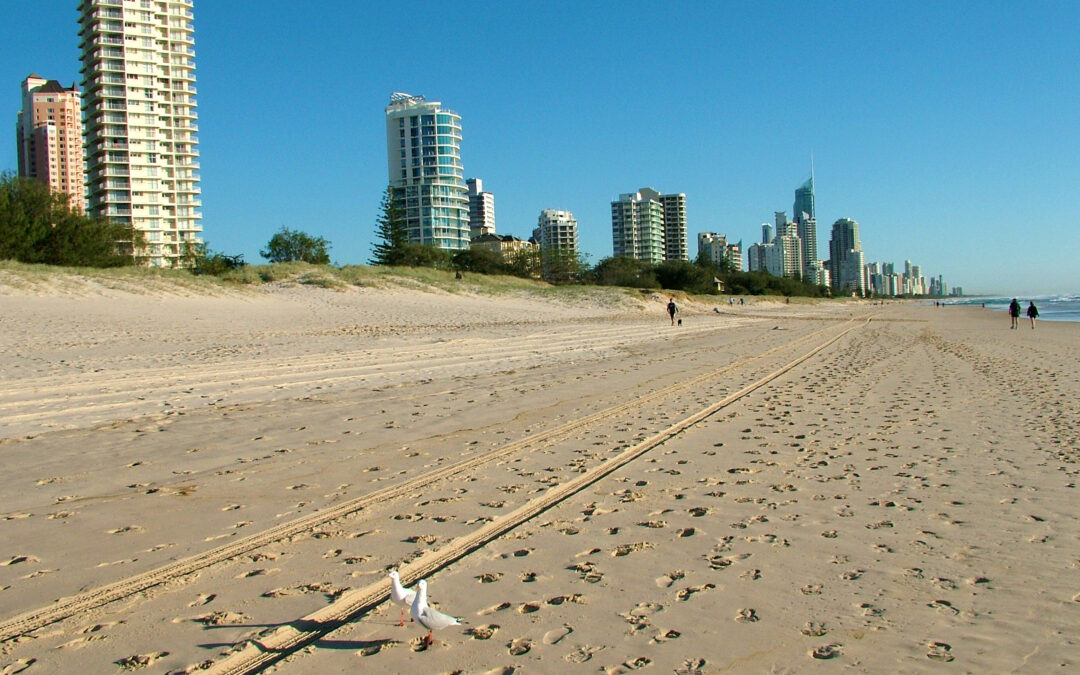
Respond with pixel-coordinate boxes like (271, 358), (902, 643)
(79, 0), (203, 267)
(535, 209), (579, 254)
(385, 93), (470, 251)
(466, 177), (495, 239)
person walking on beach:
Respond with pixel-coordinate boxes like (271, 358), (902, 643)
(1009, 298), (1021, 329)
(667, 298), (679, 325)
(1027, 301), (1039, 329)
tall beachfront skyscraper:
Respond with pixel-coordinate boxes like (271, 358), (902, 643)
(828, 217), (866, 295)
(611, 187), (688, 262)
(793, 176), (815, 221)
(466, 177), (495, 239)
(78, 0), (203, 267)
(384, 93), (469, 251)
(17, 74), (85, 211)
(794, 176), (818, 278)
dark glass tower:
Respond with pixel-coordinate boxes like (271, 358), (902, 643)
(794, 177), (814, 221)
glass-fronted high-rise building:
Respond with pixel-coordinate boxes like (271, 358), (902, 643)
(794, 176), (818, 279)
(793, 176), (815, 221)
(384, 93), (469, 251)
(78, 0), (202, 267)
(828, 217), (865, 295)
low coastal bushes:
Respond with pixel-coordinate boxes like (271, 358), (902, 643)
(0, 172), (141, 268)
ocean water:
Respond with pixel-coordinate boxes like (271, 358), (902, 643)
(945, 294), (1080, 323)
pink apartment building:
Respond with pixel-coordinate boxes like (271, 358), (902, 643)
(16, 74), (86, 212)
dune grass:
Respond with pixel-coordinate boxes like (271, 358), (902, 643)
(0, 259), (828, 310)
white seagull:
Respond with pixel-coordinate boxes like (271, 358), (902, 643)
(410, 578), (463, 647)
(388, 570), (416, 627)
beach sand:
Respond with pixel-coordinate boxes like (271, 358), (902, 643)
(0, 273), (1077, 673)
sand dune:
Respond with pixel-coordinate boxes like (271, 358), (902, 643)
(0, 276), (1076, 673)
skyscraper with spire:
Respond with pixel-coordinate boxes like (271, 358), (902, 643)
(794, 168), (817, 280)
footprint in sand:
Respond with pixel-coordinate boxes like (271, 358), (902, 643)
(191, 611), (249, 626)
(801, 621), (827, 636)
(521, 571), (537, 582)
(188, 594), (216, 607)
(469, 624), (499, 640)
(612, 542), (654, 557)
(613, 656), (652, 671)
(507, 638), (532, 656)
(107, 525), (144, 535)
(811, 643), (842, 659)
(638, 520), (666, 529)
(358, 639), (401, 656)
(650, 629), (681, 644)
(2, 658), (36, 673)
(676, 658), (707, 674)
(543, 624), (573, 645)
(655, 570), (685, 588)
(622, 602), (663, 626)
(734, 608), (759, 623)
(480, 602), (512, 615)
(115, 652), (169, 669)
(676, 584), (715, 601)
(926, 641), (955, 662)
(565, 644), (604, 663)
(927, 599), (959, 615)
(476, 572), (502, 583)
(518, 602), (542, 614)
(547, 594), (584, 606)
(1, 555), (40, 566)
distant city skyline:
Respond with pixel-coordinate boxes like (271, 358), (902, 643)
(2, 2), (1078, 295)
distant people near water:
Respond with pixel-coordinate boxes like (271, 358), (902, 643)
(667, 298), (679, 326)
(1009, 298), (1021, 329)
(1027, 301), (1039, 329)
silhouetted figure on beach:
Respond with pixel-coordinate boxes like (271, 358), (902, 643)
(1009, 298), (1021, 329)
(1027, 301), (1039, 329)
(667, 298), (678, 326)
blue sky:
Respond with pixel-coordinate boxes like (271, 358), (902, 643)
(3, 1), (1078, 296)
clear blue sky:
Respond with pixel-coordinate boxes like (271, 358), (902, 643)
(4, 1), (1078, 296)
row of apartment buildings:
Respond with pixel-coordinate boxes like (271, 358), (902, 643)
(16, 4), (951, 293)
(382, 89), (950, 296)
(15, 0), (202, 268)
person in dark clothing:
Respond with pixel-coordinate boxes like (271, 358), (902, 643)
(1026, 301), (1039, 329)
(1008, 298), (1021, 329)
(667, 298), (678, 326)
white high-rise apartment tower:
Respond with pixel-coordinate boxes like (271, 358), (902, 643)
(466, 177), (495, 239)
(79, 0), (202, 267)
(384, 93), (470, 251)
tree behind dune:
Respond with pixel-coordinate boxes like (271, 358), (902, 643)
(0, 172), (139, 267)
(260, 226), (331, 264)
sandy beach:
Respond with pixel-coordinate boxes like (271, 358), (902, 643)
(1, 271), (1078, 674)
